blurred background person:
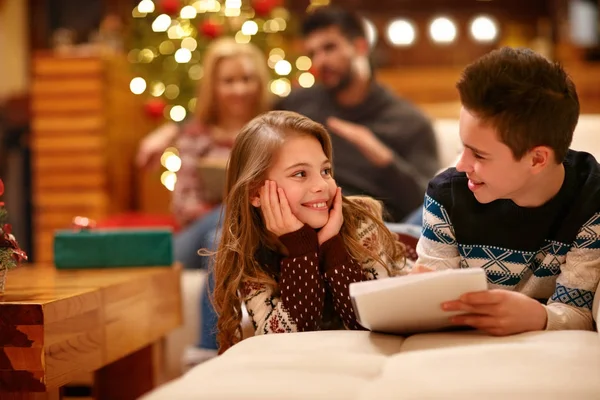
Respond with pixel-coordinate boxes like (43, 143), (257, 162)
(278, 6), (440, 223)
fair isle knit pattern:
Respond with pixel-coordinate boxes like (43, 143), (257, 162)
(417, 150), (600, 330)
(243, 198), (407, 336)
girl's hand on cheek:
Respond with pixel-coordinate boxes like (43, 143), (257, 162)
(318, 187), (343, 245)
(261, 180), (304, 237)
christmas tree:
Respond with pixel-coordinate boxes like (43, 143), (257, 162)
(128, 0), (316, 122)
(0, 179), (28, 293)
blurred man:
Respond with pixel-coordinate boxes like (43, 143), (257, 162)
(278, 6), (440, 222)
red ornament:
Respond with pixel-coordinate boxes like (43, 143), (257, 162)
(0, 179), (3, 197)
(200, 20), (223, 39)
(252, 0), (276, 16)
(159, 0), (181, 16)
(144, 98), (167, 119)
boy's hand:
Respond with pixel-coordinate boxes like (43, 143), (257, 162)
(410, 264), (435, 274)
(261, 180), (304, 237)
(317, 187), (343, 245)
(442, 289), (548, 335)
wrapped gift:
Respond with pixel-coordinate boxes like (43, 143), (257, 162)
(54, 228), (173, 269)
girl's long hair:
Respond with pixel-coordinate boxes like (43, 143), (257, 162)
(213, 111), (405, 352)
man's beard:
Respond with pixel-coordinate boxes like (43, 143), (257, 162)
(325, 68), (353, 93)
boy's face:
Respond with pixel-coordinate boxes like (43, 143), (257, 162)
(456, 107), (534, 204)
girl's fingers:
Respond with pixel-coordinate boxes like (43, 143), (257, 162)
(277, 188), (294, 221)
(269, 181), (284, 227)
(260, 182), (274, 227)
(334, 187), (342, 209)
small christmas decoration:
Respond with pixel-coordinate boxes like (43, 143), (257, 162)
(200, 20), (223, 39)
(0, 179), (28, 294)
(144, 98), (167, 119)
(252, 0), (277, 16)
(159, 0), (181, 15)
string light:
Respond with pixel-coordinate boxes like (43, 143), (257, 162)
(129, 77), (147, 94)
(296, 56), (311, 71)
(274, 60), (292, 76)
(174, 48), (192, 63)
(131, 0), (300, 190)
(161, 171), (177, 191)
(180, 5), (197, 19)
(241, 21), (259, 35)
(152, 14), (171, 32)
(298, 72), (315, 88)
(170, 105), (187, 122)
(137, 0), (155, 13)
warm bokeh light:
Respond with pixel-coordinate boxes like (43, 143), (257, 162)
(152, 14), (171, 32)
(180, 5), (197, 19)
(170, 105), (187, 122)
(137, 0), (155, 13)
(298, 72), (315, 88)
(241, 21), (259, 35)
(270, 78), (291, 97)
(181, 37), (198, 51)
(386, 19), (416, 46)
(174, 48), (192, 63)
(235, 31), (251, 43)
(470, 15), (498, 42)
(274, 60), (292, 76)
(188, 98), (197, 112)
(159, 40), (175, 54)
(161, 171), (177, 191)
(150, 81), (165, 97)
(129, 77), (147, 94)
(295, 56), (312, 71)
(164, 154), (182, 172)
(188, 64), (204, 80)
(165, 84), (180, 99)
(430, 17), (457, 43)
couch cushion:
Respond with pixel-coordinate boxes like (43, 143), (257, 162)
(143, 330), (600, 400)
(367, 333), (600, 400)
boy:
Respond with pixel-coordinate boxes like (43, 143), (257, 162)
(417, 47), (600, 334)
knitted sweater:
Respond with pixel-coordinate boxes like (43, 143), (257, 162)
(417, 150), (600, 330)
(242, 203), (408, 335)
(276, 83), (439, 222)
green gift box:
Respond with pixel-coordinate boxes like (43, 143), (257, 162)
(53, 228), (173, 269)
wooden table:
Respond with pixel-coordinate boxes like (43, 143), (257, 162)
(0, 265), (182, 400)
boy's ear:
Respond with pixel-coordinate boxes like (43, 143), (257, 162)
(530, 146), (552, 172)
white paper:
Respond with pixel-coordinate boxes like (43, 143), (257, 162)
(349, 268), (488, 334)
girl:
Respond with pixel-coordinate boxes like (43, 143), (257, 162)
(213, 110), (410, 353)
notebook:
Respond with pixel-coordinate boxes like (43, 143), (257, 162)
(349, 268), (488, 334)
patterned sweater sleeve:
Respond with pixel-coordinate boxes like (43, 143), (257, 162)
(545, 212), (600, 331)
(416, 193), (461, 270)
(243, 225), (326, 335)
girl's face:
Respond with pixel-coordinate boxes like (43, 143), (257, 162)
(214, 55), (261, 119)
(264, 135), (337, 229)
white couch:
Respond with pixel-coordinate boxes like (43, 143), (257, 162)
(154, 115), (600, 397)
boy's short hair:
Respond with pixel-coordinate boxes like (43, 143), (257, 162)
(301, 6), (366, 40)
(457, 47), (579, 163)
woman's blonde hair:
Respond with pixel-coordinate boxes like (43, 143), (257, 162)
(213, 110), (405, 352)
(194, 37), (271, 125)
